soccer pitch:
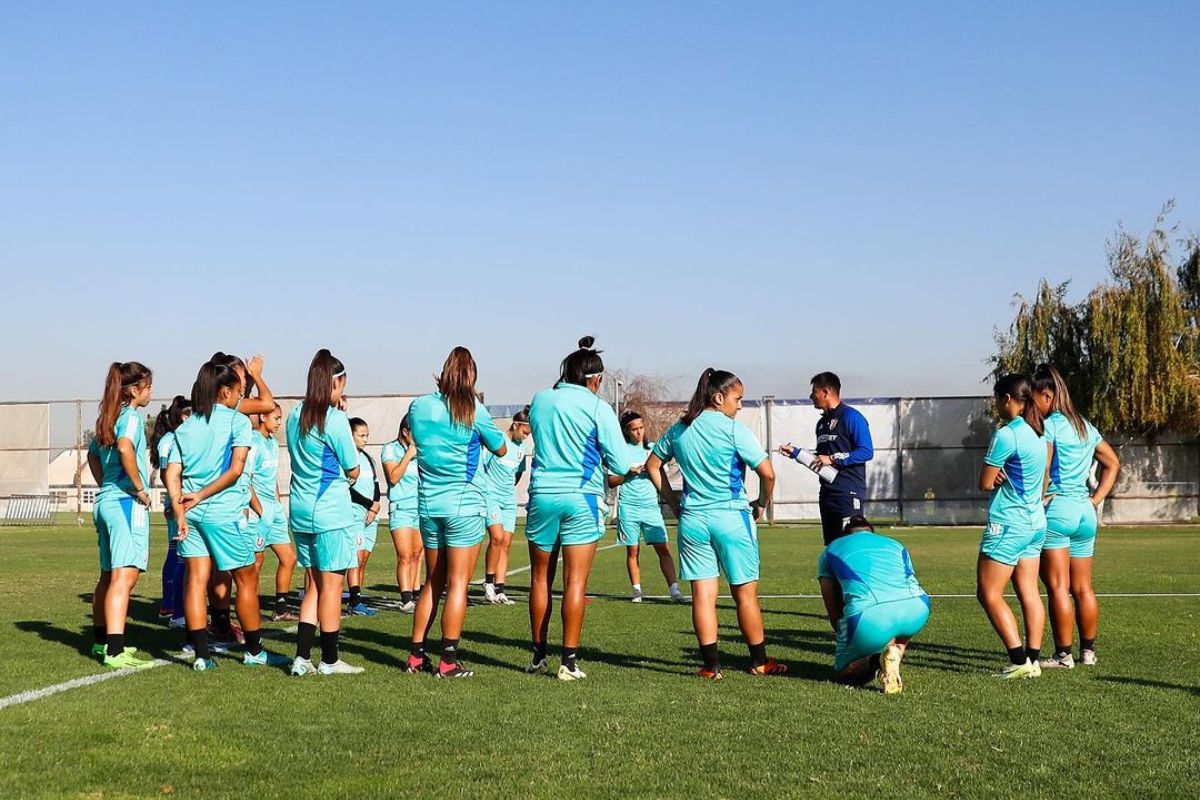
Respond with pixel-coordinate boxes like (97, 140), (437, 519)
(1, 523), (1197, 799)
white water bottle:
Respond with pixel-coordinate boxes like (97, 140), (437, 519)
(793, 448), (839, 484)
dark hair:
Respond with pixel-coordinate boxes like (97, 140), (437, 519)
(1032, 364), (1086, 438)
(993, 373), (1044, 436)
(810, 372), (841, 393)
(301, 349), (346, 434)
(191, 362), (242, 421)
(398, 412), (412, 439)
(620, 410), (650, 449)
(349, 417), (368, 432)
(512, 404), (531, 425)
(210, 352), (253, 398)
(437, 347), (479, 428)
(841, 515), (875, 537)
(149, 395), (191, 469)
(95, 362), (152, 448)
(558, 336), (604, 387)
(682, 368), (742, 425)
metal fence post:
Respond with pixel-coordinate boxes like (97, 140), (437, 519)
(75, 400), (83, 525)
(895, 400), (904, 524)
(763, 395), (775, 525)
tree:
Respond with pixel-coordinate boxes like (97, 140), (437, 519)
(992, 203), (1200, 435)
(603, 369), (679, 441)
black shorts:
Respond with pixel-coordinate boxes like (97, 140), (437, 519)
(819, 494), (863, 545)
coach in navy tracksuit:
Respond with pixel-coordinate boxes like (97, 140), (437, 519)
(794, 372), (875, 545)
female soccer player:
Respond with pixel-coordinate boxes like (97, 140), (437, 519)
(646, 368), (787, 680)
(525, 337), (633, 681)
(610, 410), (686, 604)
(382, 415), (421, 614)
(246, 403), (298, 622)
(149, 395), (190, 628)
(346, 417), (381, 617)
(165, 361), (288, 672)
(976, 373), (1048, 679)
(285, 349), (365, 676)
(482, 405), (531, 605)
(88, 361), (156, 669)
(817, 516), (930, 694)
(1032, 364), (1120, 668)
(405, 347), (507, 678)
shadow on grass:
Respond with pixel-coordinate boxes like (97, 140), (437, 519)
(15, 618), (178, 662)
(1096, 675), (1200, 696)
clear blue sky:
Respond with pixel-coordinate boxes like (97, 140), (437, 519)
(2, 2), (1197, 403)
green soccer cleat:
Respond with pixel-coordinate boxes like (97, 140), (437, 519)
(102, 650), (155, 670)
(995, 660), (1039, 680)
(93, 644), (137, 659)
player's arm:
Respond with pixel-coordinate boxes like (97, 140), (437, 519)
(980, 428), (1014, 492)
(819, 577), (843, 632)
(164, 462), (188, 539)
(236, 354), (276, 416)
(87, 447), (103, 485)
(1091, 441), (1121, 507)
(645, 452), (680, 517)
(182, 447), (249, 508)
(116, 436), (151, 507)
(248, 484), (263, 518)
(750, 459), (775, 522)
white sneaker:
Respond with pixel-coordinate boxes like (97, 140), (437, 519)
(484, 583), (498, 603)
(1081, 649), (1098, 666)
(670, 590), (690, 605)
(526, 657), (549, 675)
(497, 592), (516, 605)
(317, 659), (365, 675)
(631, 587), (644, 603)
(399, 600), (417, 614)
(290, 657), (317, 677)
(558, 663), (587, 681)
(1040, 653), (1075, 669)
(168, 616), (187, 629)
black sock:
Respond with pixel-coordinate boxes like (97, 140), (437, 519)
(562, 646), (579, 670)
(699, 641), (720, 670)
(244, 628), (263, 657)
(495, 583), (506, 595)
(1007, 646), (1027, 665)
(1081, 638), (1096, 652)
(401, 590), (413, 604)
(105, 632), (125, 658)
(532, 641), (547, 663)
(748, 640), (768, 668)
(410, 642), (426, 660)
(275, 593), (288, 610)
(485, 573), (495, 585)
(319, 630), (340, 665)
(1026, 646), (1040, 664)
(188, 628), (210, 660)
(296, 622), (316, 660)
(441, 638), (460, 666)
(869, 654), (882, 673)
(348, 586), (361, 607)
(1054, 643), (1072, 658)
(213, 608), (232, 634)
(93, 625), (106, 645)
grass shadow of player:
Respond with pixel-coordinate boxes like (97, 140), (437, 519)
(758, 606), (829, 621)
(464, 629), (690, 676)
(15, 619), (175, 661)
(1096, 675), (1200, 697)
(77, 592), (164, 626)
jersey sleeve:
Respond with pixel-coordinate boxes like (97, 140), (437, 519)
(816, 550), (831, 580)
(231, 413), (253, 449)
(245, 441), (260, 479)
(380, 441), (400, 465)
(733, 421), (768, 469)
(165, 434), (182, 466)
(595, 401), (631, 476)
(984, 426), (1016, 468)
(834, 407), (874, 466)
(473, 402), (506, 454)
(118, 409), (141, 444)
(1087, 422), (1103, 448)
(328, 411), (359, 472)
(652, 423), (681, 462)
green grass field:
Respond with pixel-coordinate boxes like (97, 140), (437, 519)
(1, 522), (1197, 799)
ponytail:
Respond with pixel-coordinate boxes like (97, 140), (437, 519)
(95, 361), (152, 447)
(437, 347), (479, 428)
(1032, 364), (1087, 439)
(191, 362), (241, 421)
(682, 368), (741, 426)
(558, 336), (604, 387)
(300, 349), (345, 435)
(210, 352), (252, 398)
(149, 395), (191, 469)
(512, 404), (531, 425)
(994, 373), (1044, 437)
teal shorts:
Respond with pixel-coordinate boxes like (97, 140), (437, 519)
(486, 502), (518, 533)
(250, 506), (291, 552)
(294, 526), (355, 572)
(1044, 497), (1098, 558)
(179, 515), (255, 571)
(617, 504), (668, 546)
(980, 521), (1045, 566)
(361, 520), (378, 553)
(526, 493), (607, 553)
(835, 595), (931, 672)
(388, 502), (419, 531)
(677, 509), (759, 586)
(420, 514), (486, 549)
(94, 495), (150, 572)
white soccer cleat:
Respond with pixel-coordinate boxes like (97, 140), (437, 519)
(484, 583), (498, 603)
(1040, 653), (1075, 670)
(290, 657), (317, 677)
(1081, 649), (1098, 666)
(631, 587), (644, 603)
(670, 590), (690, 605)
(995, 660), (1039, 680)
(317, 659), (365, 675)
(398, 600), (416, 614)
(879, 643), (904, 695)
(557, 663), (587, 681)
(526, 657), (549, 675)
(497, 592), (516, 605)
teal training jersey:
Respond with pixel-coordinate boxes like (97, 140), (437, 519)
(167, 404), (253, 521)
(285, 403), (359, 533)
(817, 531), (927, 619)
(352, 449), (376, 501)
(408, 392), (506, 517)
(614, 440), (659, 509)
(483, 434), (527, 508)
(155, 431), (177, 481)
(528, 383), (629, 497)
(90, 405), (150, 500)
(246, 431), (280, 504)
(380, 440), (419, 510)
(983, 416), (1048, 528)
(1043, 411), (1103, 499)
(652, 411), (767, 513)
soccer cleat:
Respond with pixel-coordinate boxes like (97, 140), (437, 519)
(290, 657), (317, 677)
(209, 623), (245, 645)
(671, 590), (691, 605)
(168, 616), (187, 629)
(192, 657), (218, 673)
(103, 650), (154, 670)
(405, 654), (434, 674)
(1029, 660), (1043, 678)
(317, 659), (365, 675)
(525, 657), (549, 675)
(91, 643), (105, 658)
(483, 583), (498, 603)
(631, 587), (644, 603)
(347, 602), (377, 617)
(158, 607), (173, 618)
(696, 666), (723, 681)
(996, 660), (1039, 680)
(436, 662), (475, 678)
(398, 600), (417, 614)
(557, 663), (587, 681)
(273, 609), (299, 622)
(243, 650), (291, 667)
(879, 643), (904, 695)
(496, 592), (516, 606)
(1081, 649), (1098, 666)
(1040, 653), (1075, 670)
(749, 659), (789, 677)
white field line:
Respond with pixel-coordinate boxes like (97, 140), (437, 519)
(0, 658), (172, 712)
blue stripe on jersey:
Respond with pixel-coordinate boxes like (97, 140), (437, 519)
(580, 427), (601, 487)
(902, 548), (915, 579)
(221, 435), (234, 472)
(1004, 453), (1025, 496)
(317, 444), (339, 500)
(1049, 446), (1062, 485)
(729, 453), (745, 500)
(465, 431), (481, 482)
(825, 552), (866, 585)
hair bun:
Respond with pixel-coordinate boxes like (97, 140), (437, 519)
(577, 335), (595, 351)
